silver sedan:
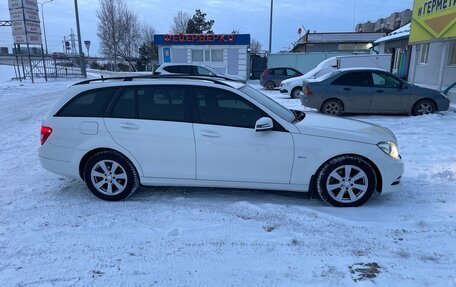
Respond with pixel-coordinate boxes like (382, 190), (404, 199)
(301, 68), (451, 116)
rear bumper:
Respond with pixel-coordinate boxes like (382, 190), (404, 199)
(39, 156), (80, 179)
(300, 94), (322, 109)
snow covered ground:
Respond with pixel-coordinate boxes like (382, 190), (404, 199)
(1, 67), (455, 286)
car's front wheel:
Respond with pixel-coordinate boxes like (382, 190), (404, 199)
(291, 87), (302, 99)
(83, 151), (139, 201)
(316, 155), (377, 207)
(321, 99), (343, 116)
(412, 99), (436, 116)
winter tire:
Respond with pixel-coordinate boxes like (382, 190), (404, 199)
(412, 99), (436, 116)
(291, 87), (302, 99)
(316, 155), (377, 207)
(321, 99), (343, 116)
(83, 151), (139, 201)
(265, 81), (275, 90)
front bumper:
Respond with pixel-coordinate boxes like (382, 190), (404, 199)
(368, 148), (405, 194)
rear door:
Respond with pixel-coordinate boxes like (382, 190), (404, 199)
(331, 72), (374, 113)
(370, 72), (411, 113)
(104, 85), (196, 179)
(271, 68), (288, 86)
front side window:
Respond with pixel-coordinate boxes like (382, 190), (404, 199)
(193, 87), (265, 128)
(137, 86), (188, 122)
(58, 88), (118, 117)
(196, 67), (213, 76)
(286, 69), (300, 76)
(332, 72), (373, 87)
(420, 44), (429, 64)
(372, 73), (401, 89)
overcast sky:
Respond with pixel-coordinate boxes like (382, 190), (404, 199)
(0, 0), (413, 55)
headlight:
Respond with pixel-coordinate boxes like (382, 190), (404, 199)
(377, 141), (400, 160)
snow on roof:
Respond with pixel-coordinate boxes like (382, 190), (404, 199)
(374, 23), (411, 44)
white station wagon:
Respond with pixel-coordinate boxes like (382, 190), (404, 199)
(39, 76), (404, 207)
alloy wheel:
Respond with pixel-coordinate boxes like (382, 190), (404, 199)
(326, 165), (369, 203)
(90, 160), (128, 196)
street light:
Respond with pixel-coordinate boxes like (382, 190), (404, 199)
(268, 0), (273, 53)
(39, 0), (53, 54)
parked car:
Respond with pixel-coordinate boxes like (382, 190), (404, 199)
(154, 63), (246, 83)
(280, 54), (392, 99)
(301, 68), (451, 116)
(39, 75), (403, 207)
(260, 67), (302, 90)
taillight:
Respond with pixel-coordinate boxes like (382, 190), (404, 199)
(305, 86), (313, 95)
(41, 126), (53, 145)
(261, 69), (269, 77)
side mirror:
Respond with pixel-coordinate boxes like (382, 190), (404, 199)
(400, 82), (408, 89)
(255, 117), (274, 132)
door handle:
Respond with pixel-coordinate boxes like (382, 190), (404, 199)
(376, 90), (384, 93)
(120, 122), (140, 130)
(200, 130), (221, 138)
(343, 87), (352, 91)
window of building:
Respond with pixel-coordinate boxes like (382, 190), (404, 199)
(192, 50), (204, 62)
(420, 43), (429, 64)
(450, 41), (456, 66)
(58, 88), (118, 117)
(211, 49), (223, 62)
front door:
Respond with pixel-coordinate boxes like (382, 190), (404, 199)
(370, 72), (411, 113)
(191, 87), (294, 184)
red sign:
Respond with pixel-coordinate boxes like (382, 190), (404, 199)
(164, 34), (235, 44)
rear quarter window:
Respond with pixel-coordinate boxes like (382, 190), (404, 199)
(57, 87), (119, 117)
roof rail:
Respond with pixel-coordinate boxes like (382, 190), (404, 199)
(72, 74), (238, 87)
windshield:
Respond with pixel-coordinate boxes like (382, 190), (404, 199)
(240, 85), (296, 123)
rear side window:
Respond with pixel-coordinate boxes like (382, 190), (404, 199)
(332, 72), (373, 87)
(137, 86), (188, 122)
(111, 88), (135, 118)
(58, 88), (118, 117)
(163, 66), (181, 73)
(270, 68), (286, 76)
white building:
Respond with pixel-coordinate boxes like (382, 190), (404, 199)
(408, 1), (456, 100)
(154, 34), (251, 80)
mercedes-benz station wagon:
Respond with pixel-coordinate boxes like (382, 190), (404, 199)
(39, 76), (404, 207)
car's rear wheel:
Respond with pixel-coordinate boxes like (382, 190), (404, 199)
(321, 99), (343, 116)
(291, 87), (302, 99)
(265, 81), (275, 90)
(412, 99), (436, 116)
(316, 156), (377, 207)
(84, 151), (139, 201)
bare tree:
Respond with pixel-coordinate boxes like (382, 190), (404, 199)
(117, 9), (142, 71)
(97, 0), (142, 71)
(250, 38), (263, 54)
(97, 0), (124, 69)
(170, 11), (190, 34)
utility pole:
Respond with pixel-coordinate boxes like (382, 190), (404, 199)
(40, 0), (53, 54)
(269, 0), (274, 53)
(74, 0), (87, 77)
